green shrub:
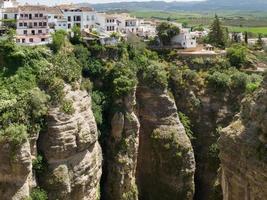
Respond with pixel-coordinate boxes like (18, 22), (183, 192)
(60, 100), (75, 115)
(178, 112), (195, 140)
(140, 61), (168, 90)
(91, 91), (107, 126)
(0, 124), (28, 145)
(227, 44), (248, 68)
(29, 188), (48, 200)
(50, 30), (67, 53)
(32, 155), (45, 173)
(230, 71), (248, 90)
(109, 62), (137, 97)
(207, 71), (230, 90)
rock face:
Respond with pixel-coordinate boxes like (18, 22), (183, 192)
(136, 86), (196, 200)
(219, 79), (267, 200)
(171, 76), (244, 200)
(104, 89), (140, 200)
(39, 85), (102, 200)
(0, 140), (33, 200)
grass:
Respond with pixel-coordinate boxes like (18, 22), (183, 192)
(227, 27), (267, 35)
(130, 10), (267, 36)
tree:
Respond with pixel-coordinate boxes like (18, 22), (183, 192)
(244, 31), (248, 44)
(70, 25), (82, 44)
(208, 15), (228, 48)
(227, 44), (248, 68)
(255, 33), (264, 50)
(156, 22), (180, 45)
(50, 30), (67, 53)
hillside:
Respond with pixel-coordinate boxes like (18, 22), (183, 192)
(91, 0), (267, 11)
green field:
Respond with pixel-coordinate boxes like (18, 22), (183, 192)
(227, 27), (267, 35)
(130, 10), (267, 36)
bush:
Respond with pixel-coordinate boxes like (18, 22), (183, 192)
(140, 61), (168, 90)
(178, 112), (195, 140)
(50, 30), (67, 53)
(0, 124), (28, 145)
(91, 91), (106, 126)
(207, 71), (230, 90)
(227, 44), (248, 68)
(29, 188), (48, 200)
(32, 154), (45, 173)
(230, 71), (248, 90)
(60, 100), (75, 115)
(109, 62), (137, 97)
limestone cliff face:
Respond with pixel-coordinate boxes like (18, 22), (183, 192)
(136, 86), (196, 200)
(171, 76), (243, 200)
(39, 85), (102, 200)
(219, 79), (267, 200)
(104, 88), (140, 200)
(0, 140), (33, 200)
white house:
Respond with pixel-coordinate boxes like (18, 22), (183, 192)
(117, 13), (140, 34)
(16, 5), (50, 45)
(0, 0), (18, 26)
(95, 13), (119, 34)
(171, 28), (197, 48)
(58, 5), (96, 31)
(137, 20), (156, 38)
(47, 6), (67, 32)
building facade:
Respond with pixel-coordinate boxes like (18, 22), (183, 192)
(16, 5), (50, 45)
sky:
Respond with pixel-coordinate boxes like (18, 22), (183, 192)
(18, 0), (204, 5)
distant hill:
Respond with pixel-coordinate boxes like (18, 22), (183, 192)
(89, 0), (267, 12)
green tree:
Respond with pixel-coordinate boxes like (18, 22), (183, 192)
(227, 44), (248, 68)
(255, 33), (264, 50)
(70, 25), (82, 44)
(50, 30), (67, 53)
(156, 22), (180, 45)
(208, 15), (228, 48)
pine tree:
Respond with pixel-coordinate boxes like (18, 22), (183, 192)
(208, 15), (227, 48)
(256, 33), (264, 50)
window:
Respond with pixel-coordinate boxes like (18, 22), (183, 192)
(41, 38), (45, 42)
(19, 22), (23, 27)
(4, 14), (7, 19)
(68, 24), (71, 29)
(68, 16), (71, 22)
(24, 22), (27, 26)
(23, 30), (27, 35)
(20, 14), (23, 18)
(35, 14), (39, 18)
(31, 30), (35, 35)
(34, 22), (37, 27)
(39, 13), (43, 18)
(39, 22), (42, 26)
(55, 16), (58, 19)
(43, 22), (47, 26)
(29, 38), (33, 43)
(74, 16), (81, 21)
(38, 30), (42, 34)
(16, 39), (20, 43)
(22, 39), (25, 43)
(25, 14), (28, 17)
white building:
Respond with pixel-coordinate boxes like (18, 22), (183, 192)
(58, 5), (96, 31)
(47, 6), (67, 32)
(0, 0), (18, 27)
(137, 20), (156, 38)
(16, 5), (50, 45)
(117, 13), (140, 34)
(171, 28), (197, 48)
(95, 13), (119, 34)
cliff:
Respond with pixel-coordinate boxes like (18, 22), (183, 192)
(136, 86), (196, 200)
(39, 85), (102, 200)
(104, 88), (140, 200)
(219, 77), (267, 200)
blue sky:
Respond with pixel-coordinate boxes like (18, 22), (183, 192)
(18, 0), (204, 5)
